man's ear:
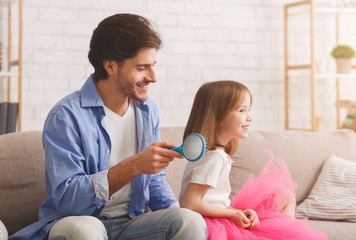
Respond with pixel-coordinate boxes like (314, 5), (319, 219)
(103, 60), (115, 75)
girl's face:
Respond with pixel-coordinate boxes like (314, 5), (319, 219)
(219, 93), (252, 145)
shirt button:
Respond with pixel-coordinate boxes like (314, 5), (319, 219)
(106, 150), (110, 154)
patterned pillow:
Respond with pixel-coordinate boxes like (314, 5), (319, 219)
(295, 155), (356, 222)
(0, 220), (8, 240)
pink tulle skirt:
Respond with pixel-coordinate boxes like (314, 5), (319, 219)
(204, 151), (328, 240)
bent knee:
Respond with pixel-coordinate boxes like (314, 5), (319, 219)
(175, 208), (205, 223)
(171, 208), (207, 239)
(49, 216), (107, 240)
(287, 197), (296, 207)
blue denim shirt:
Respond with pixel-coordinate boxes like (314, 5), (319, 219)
(9, 74), (178, 240)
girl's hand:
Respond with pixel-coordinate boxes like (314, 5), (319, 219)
(228, 209), (260, 229)
(242, 209), (260, 229)
(180, 183), (260, 229)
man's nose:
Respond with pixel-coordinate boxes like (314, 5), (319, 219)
(146, 67), (156, 83)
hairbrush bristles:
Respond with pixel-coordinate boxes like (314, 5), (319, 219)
(201, 136), (210, 158)
(201, 136), (209, 151)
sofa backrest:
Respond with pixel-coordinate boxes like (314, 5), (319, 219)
(230, 129), (356, 204)
(160, 127), (356, 204)
(160, 127), (187, 200)
(0, 131), (46, 235)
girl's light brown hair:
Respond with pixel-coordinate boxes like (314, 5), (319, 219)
(183, 80), (252, 156)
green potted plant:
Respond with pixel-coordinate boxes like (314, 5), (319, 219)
(330, 45), (355, 73)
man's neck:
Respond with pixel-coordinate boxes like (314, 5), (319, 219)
(95, 79), (130, 116)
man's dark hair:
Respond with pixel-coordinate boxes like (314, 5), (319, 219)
(88, 13), (162, 81)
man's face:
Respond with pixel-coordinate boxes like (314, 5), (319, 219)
(114, 47), (157, 103)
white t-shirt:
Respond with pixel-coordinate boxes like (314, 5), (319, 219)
(100, 100), (137, 217)
(179, 148), (233, 208)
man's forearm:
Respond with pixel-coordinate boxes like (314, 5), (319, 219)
(107, 156), (140, 197)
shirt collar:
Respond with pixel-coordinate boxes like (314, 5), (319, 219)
(80, 74), (104, 108)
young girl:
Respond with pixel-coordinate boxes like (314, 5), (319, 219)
(179, 80), (327, 240)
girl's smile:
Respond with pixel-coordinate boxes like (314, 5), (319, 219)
(219, 93), (252, 145)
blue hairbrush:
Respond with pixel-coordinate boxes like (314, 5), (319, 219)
(169, 133), (206, 161)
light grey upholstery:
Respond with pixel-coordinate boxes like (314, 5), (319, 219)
(1, 128), (356, 239)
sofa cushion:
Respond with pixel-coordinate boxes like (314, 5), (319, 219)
(0, 131), (47, 235)
(229, 129), (356, 204)
(160, 127), (186, 199)
(296, 155), (356, 221)
(309, 220), (356, 240)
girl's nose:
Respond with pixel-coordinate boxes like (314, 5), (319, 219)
(247, 113), (253, 122)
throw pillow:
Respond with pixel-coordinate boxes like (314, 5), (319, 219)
(295, 155), (356, 222)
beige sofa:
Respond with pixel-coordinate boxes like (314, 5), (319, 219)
(1, 127), (356, 239)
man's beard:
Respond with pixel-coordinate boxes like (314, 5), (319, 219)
(120, 84), (147, 103)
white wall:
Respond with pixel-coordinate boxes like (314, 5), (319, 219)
(2, 0), (356, 132)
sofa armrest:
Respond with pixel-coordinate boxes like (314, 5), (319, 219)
(0, 220), (8, 240)
(0, 131), (46, 235)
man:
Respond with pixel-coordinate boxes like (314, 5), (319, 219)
(9, 13), (207, 240)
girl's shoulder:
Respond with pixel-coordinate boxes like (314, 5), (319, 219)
(203, 148), (230, 163)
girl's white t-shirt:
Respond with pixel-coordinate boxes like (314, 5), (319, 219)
(100, 100), (137, 217)
(179, 148), (233, 208)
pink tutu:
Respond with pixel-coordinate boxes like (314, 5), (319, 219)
(204, 151), (328, 240)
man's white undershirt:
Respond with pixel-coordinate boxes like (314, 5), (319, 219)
(100, 99), (137, 217)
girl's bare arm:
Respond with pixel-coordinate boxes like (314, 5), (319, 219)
(180, 183), (259, 229)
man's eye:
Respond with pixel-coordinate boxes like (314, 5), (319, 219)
(137, 66), (147, 71)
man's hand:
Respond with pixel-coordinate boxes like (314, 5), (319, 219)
(108, 142), (183, 196)
(135, 142), (184, 174)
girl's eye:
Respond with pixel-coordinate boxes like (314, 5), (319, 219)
(239, 109), (246, 112)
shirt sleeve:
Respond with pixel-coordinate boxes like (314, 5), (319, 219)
(43, 110), (106, 215)
(93, 170), (109, 200)
(189, 150), (225, 188)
